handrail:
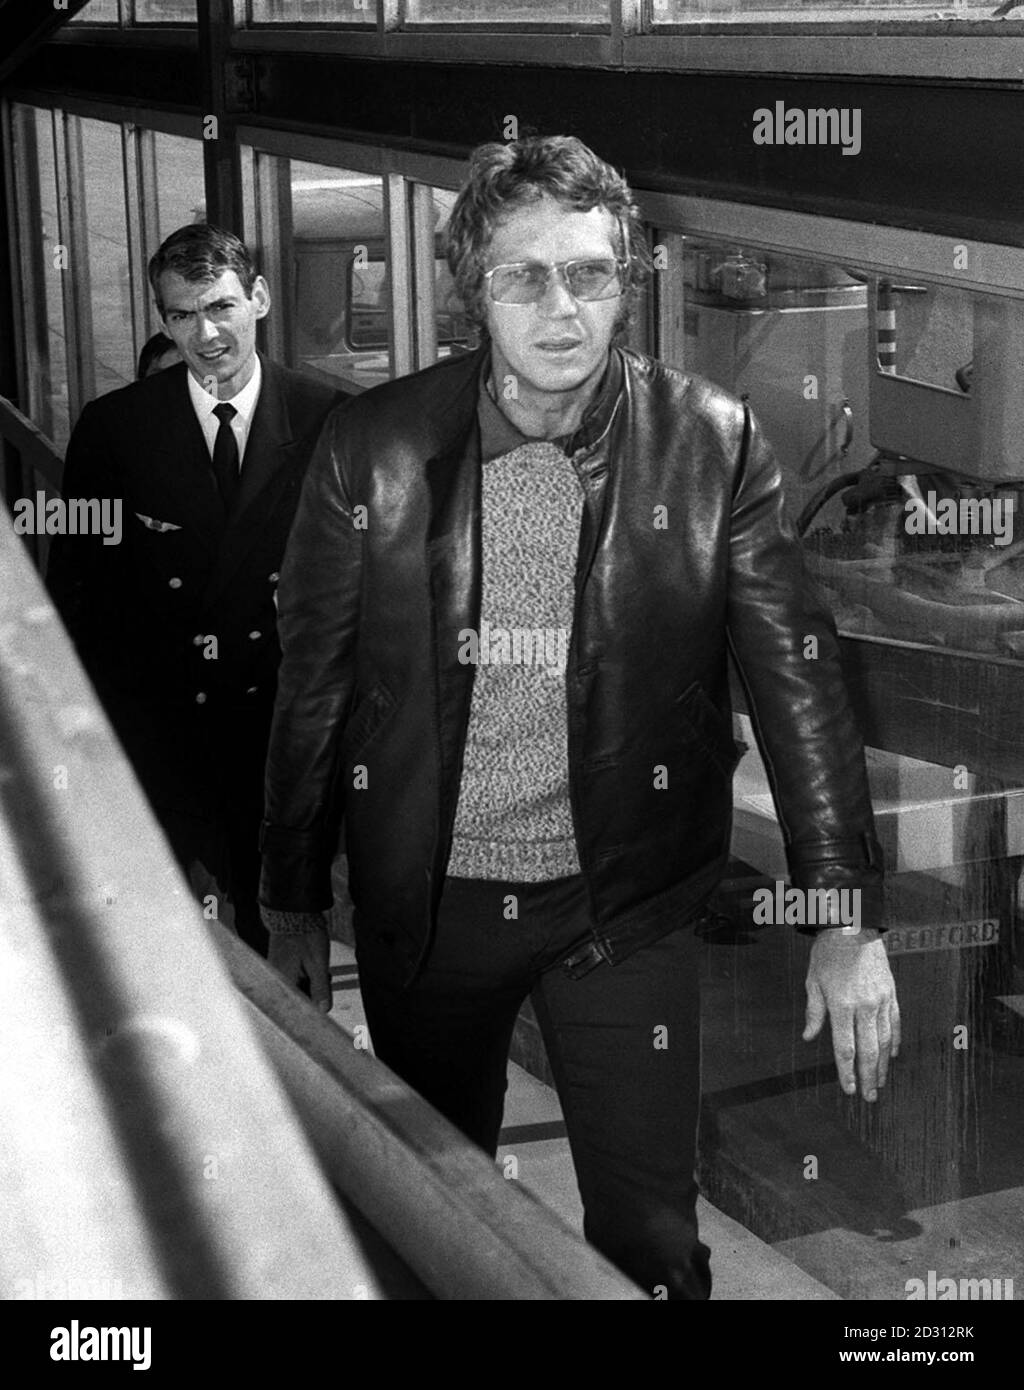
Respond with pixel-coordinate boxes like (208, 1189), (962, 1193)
(216, 925), (645, 1300)
(0, 495), (643, 1300)
(0, 393), (64, 495)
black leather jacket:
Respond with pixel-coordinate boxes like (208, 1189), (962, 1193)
(260, 346), (883, 988)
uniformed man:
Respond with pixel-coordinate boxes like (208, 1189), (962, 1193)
(48, 224), (342, 955)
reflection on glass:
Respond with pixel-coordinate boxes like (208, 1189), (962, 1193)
(288, 161), (391, 392)
(669, 237), (870, 527)
(240, 147), (257, 251)
(428, 186), (473, 362)
(14, 107), (71, 450)
(885, 283), (973, 389)
(249, 0), (377, 21)
(678, 231), (1024, 1297)
(68, 0), (120, 22)
(652, 0), (1001, 21)
(133, 0), (197, 21)
(153, 132), (206, 243)
(79, 117), (135, 397)
(405, 0), (608, 18)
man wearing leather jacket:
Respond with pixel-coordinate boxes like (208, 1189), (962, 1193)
(259, 135), (900, 1300)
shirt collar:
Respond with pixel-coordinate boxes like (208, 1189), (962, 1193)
(187, 352), (262, 423)
(476, 348), (622, 463)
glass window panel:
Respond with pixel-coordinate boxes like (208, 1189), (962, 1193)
(240, 146), (257, 249)
(427, 186), (474, 362)
(664, 238), (870, 528)
(249, 0), (378, 21)
(68, 0), (120, 22)
(12, 106), (71, 452)
(78, 117), (135, 397)
(671, 231), (1024, 1297)
(7, 105), (69, 580)
(288, 161), (392, 393)
(885, 283), (974, 390)
(404, 0), (608, 19)
(34, 111), (71, 448)
(652, 0), (999, 22)
(152, 132), (206, 243)
(133, 0), (197, 20)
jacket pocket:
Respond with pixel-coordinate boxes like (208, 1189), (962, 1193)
(675, 681), (741, 778)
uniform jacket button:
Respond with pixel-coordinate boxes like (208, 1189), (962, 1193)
(246, 686), (258, 695)
(168, 577), (182, 589)
(193, 633), (204, 646)
(195, 692), (207, 705)
(268, 572), (279, 583)
(248, 630), (261, 640)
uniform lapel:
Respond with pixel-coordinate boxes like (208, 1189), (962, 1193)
(144, 364), (225, 556)
(203, 356), (298, 606)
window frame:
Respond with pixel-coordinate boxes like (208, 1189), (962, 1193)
(55, 0), (1024, 81)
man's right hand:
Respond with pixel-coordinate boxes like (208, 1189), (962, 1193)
(267, 925), (332, 1015)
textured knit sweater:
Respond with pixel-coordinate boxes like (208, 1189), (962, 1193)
(446, 381), (587, 882)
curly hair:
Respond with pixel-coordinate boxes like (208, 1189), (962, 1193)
(446, 135), (650, 330)
(148, 224), (259, 315)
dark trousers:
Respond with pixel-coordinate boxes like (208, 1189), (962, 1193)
(144, 703), (270, 959)
(356, 874), (711, 1300)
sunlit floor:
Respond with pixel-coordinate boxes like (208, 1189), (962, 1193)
(324, 937), (839, 1301)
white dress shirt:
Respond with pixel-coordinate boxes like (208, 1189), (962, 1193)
(187, 355), (263, 470)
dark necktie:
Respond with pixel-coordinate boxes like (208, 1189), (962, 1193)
(212, 402), (239, 511)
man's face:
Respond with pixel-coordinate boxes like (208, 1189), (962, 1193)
(158, 268), (270, 399)
(483, 197), (624, 408)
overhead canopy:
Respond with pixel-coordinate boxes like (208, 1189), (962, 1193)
(0, 0), (92, 87)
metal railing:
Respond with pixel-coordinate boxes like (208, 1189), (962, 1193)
(0, 426), (643, 1301)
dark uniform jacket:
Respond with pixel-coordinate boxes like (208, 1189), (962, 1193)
(260, 345), (884, 989)
(47, 355), (342, 820)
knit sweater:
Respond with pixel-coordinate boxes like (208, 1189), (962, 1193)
(446, 406), (586, 882)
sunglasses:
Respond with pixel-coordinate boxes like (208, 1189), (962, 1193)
(484, 258), (627, 305)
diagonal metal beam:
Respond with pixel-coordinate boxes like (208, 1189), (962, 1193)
(0, 0), (94, 87)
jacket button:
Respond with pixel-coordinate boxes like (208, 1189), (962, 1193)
(246, 686), (258, 695)
(168, 577), (182, 589)
(267, 572), (279, 583)
(195, 692), (207, 705)
(248, 630), (261, 640)
(193, 634), (204, 646)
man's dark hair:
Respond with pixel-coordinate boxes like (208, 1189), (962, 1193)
(446, 135), (651, 330)
(136, 331), (178, 380)
(148, 224), (258, 315)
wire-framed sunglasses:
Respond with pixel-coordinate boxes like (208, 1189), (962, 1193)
(484, 258), (628, 305)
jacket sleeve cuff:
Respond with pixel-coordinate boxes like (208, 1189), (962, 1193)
(786, 834), (886, 935)
(259, 821), (335, 913)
